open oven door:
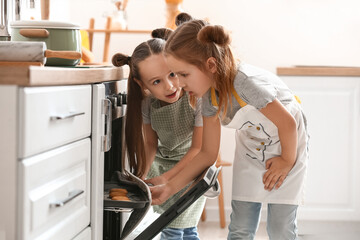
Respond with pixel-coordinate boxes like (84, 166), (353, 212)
(128, 164), (221, 240)
(101, 164), (220, 240)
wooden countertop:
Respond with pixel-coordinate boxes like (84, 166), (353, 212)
(277, 66), (360, 76)
(0, 63), (129, 86)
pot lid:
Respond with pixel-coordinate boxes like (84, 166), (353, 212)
(10, 20), (80, 29)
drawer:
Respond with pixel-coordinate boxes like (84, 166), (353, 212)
(18, 138), (91, 240)
(18, 85), (91, 158)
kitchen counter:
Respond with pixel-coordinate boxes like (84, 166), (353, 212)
(277, 66), (360, 76)
(0, 63), (129, 86)
(275, 68), (360, 223)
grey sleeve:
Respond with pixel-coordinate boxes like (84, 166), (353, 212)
(141, 97), (151, 124)
(201, 90), (218, 117)
(238, 75), (277, 109)
(194, 98), (203, 127)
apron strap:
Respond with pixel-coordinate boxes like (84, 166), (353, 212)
(211, 87), (219, 106)
(211, 88), (302, 107)
(211, 87), (247, 107)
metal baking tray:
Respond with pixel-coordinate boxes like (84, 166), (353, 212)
(103, 178), (149, 210)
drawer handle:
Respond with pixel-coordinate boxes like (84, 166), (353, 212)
(49, 189), (84, 208)
(50, 111), (85, 121)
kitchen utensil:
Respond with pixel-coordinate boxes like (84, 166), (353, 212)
(41, 0), (50, 20)
(0, 0), (11, 41)
(10, 20), (81, 66)
(0, 41), (81, 65)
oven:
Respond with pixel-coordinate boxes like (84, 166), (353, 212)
(91, 79), (220, 240)
(92, 80), (151, 240)
(92, 80), (129, 240)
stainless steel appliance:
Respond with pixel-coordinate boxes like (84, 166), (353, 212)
(92, 79), (220, 240)
(1, 0), (36, 41)
(92, 80), (129, 240)
(0, 0), (10, 40)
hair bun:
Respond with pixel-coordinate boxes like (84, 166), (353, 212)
(175, 12), (193, 27)
(197, 25), (231, 46)
(112, 53), (130, 67)
(151, 28), (173, 40)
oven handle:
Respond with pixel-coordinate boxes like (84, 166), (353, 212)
(49, 189), (84, 208)
(102, 99), (112, 152)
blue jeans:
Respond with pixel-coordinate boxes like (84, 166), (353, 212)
(160, 227), (200, 240)
(227, 200), (299, 240)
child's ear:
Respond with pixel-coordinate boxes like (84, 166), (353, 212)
(134, 78), (146, 89)
(206, 57), (217, 74)
(134, 78), (151, 95)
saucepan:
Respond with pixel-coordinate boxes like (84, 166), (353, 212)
(10, 20), (81, 66)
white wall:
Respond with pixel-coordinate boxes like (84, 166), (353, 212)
(37, 0), (360, 223)
(53, 0), (360, 70)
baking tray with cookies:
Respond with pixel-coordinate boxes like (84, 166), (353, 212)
(104, 170), (150, 210)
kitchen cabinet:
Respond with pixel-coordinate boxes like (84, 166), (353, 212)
(277, 67), (360, 221)
(0, 66), (126, 240)
(0, 85), (91, 240)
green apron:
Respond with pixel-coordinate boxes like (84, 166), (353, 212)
(147, 94), (206, 228)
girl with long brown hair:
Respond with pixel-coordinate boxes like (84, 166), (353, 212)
(150, 13), (309, 240)
(112, 29), (205, 239)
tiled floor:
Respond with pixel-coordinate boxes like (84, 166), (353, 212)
(197, 220), (360, 240)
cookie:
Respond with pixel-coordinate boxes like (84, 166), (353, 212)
(109, 191), (127, 198)
(110, 188), (128, 194)
(112, 195), (130, 201)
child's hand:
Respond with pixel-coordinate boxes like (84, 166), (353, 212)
(150, 184), (172, 205)
(144, 175), (167, 186)
(263, 156), (294, 191)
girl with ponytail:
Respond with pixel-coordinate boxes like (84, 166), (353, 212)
(151, 13), (309, 240)
(112, 28), (205, 239)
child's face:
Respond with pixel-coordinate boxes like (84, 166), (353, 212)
(138, 54), (182, 104)
(165, 55), (213, 98)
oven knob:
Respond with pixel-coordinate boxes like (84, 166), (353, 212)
(107, 96), (118, 107)
(116, 93), (127, 106)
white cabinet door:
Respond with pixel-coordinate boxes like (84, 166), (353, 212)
(281, 76), (360, 221)
(18, 85), (91, 158)
(18, 138), (91, 240)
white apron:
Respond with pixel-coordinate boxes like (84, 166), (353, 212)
(212, 89), (309, 205)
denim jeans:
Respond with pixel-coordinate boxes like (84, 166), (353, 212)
(160, 227), (200, 240)
(227, 200), (299, 240)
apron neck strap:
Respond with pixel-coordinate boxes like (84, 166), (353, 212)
(211, 87), (247, 108)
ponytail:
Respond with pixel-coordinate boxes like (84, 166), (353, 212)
(152, 28), (173, 40)
(175, 12), (193, 26)
(125, 72), (146, 177)
(112, 38), (166, 177)
(197, 25), (231, 46)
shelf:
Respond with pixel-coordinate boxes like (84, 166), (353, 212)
(277, 66), (360, 76)
(85, 29), (152, 34)
(86, 17), (153, 63)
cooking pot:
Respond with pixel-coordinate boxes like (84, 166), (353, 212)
(10, 20), (81, 66)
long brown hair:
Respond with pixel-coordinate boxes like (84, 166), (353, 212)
(112, 29), (172, 177)
(165, 13), (237, 117)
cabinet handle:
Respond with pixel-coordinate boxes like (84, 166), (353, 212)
(50, 111), (85, 121)
(49, 189), (84, 208)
